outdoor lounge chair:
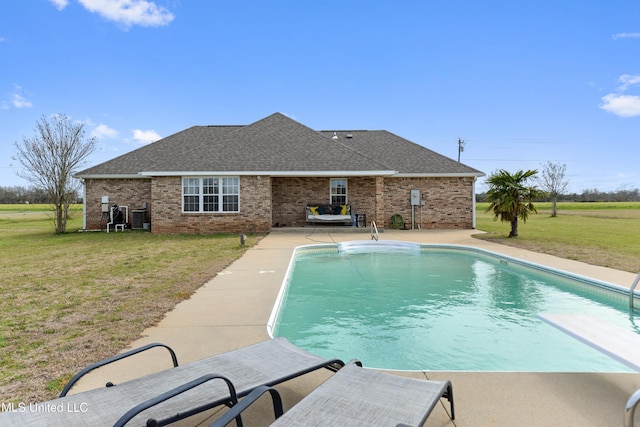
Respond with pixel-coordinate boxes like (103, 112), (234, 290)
(207, 361), (455, 426)
(0, 338), (345, 427)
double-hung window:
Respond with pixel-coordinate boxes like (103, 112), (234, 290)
(330, 178), (347, 205)
(183, 177), (239, 212)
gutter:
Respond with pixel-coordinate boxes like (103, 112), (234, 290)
(138, 170), (399, 177)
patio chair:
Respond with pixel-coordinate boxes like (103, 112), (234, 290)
(210, 361), (455, 426)
(0, 338), (345, 427)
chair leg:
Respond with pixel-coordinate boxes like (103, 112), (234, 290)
(445, 383), (455, 420)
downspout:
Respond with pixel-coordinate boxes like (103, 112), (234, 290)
(472, 177), (477, 229)
(81, 179), (87, 230)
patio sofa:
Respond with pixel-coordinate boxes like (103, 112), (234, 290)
(305, 204), (353, 225)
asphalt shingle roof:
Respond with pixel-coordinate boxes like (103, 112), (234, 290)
(76, 113), (483, 178)
(318, 130), (481, 175)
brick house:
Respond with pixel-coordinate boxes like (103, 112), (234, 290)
(75, 113), (484, 234)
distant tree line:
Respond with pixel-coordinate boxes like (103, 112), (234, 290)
(0, 186), (81, 204)
(477, 187), (640, 203)
(564, 187), (640, 202)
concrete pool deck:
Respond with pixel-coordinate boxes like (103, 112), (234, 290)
(75, 229), (640, 426)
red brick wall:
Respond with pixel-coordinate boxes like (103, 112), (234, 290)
(383, 177), (475, 229)
(270, 176), (474, 229)
(150, 176), (271, 234)
(271, 177), (378, 227)
(84, 175), (475, 233)
(346, 177), (377, 223)
(83, 178), (151, 230)
(271, 177), (326, 227)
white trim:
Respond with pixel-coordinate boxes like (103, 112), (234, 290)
(155, 171), (485, 178)
(81, 179), (87, 230)
(141, 170), (398, 177)
(78, 170), (484, 179)
(472, 177), (477, 228)
(392, 172), (485, 178)
(330, 178), (348, 205)
(74, 174), (148, 179)
(182, 176), (240, 213)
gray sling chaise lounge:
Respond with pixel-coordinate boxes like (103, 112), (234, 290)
(0, 338), (345, 427)
(209, 362), (455, 426)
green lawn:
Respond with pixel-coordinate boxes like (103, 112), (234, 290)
(475, 201), (640, 272)
(0, 204), (262, 403)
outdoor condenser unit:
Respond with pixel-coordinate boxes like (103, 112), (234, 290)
(132, 210), (147, 229)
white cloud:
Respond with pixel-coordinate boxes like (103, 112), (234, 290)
(600, 74), (640, 117)
(612, 32), (640, 40)
(132, 129), (160, 144)
(49, 0), (69, 10)
(600, 94), (640, 117)
(618, 74), (640, 91)
(77, 0), (174, 28)
(92, 124), (119, 139)
(9, 85), (32, 109)
(12, 94), (32, 108)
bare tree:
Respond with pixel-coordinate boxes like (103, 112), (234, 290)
(14, 114), (97, 233)
(539, 162), (569, 217)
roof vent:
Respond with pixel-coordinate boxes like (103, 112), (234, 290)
(346, 133), (353, 138)
(331, 132), (338, 140)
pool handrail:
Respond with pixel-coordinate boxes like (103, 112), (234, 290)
(624, 388), (640, 427)
(630, 272), (640, 309)
(371, 221), (379, 241)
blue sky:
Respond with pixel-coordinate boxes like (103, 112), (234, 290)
(1, 1), (639, 193)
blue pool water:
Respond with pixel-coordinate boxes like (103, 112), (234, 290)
(269, 241), (640, 372)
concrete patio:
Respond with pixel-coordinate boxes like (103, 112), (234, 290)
(74, 229), (640, 426)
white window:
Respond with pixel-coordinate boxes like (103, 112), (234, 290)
(330, 179), (347, 205)
(183, 177), (239, 212)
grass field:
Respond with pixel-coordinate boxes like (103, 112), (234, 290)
(475, 201), (640, 273)
(1, 201), (639, 405)
(0, 204), (262, 404)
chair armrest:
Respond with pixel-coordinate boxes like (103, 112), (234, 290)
(60, 343), (178, 397)
(209, 385), (284, 427)
(114, 374), (240, 427)
(210, 360), (358, 426)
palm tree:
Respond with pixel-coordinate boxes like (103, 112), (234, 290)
(485, 169), (546, 237)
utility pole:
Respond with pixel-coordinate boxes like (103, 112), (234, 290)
(457, 138), (465, 162)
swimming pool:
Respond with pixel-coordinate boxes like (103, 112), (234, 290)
(268, 241), (640, 372)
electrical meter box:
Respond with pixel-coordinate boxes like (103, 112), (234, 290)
(410, 189), (420, 206)
(101, 196), (109, 213)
